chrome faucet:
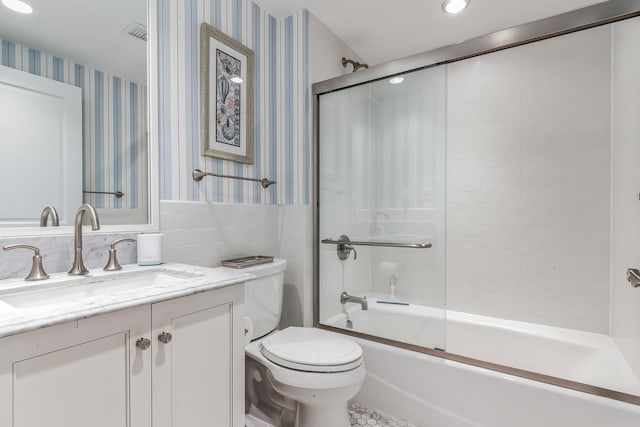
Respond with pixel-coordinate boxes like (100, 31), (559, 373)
(68, 203), (100, 275)
(39, 205), (60, 227)
(340, 291), (368, 310)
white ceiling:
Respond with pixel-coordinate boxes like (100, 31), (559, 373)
(256, 0), (609, 65)
(0, 0), (611, 82)
(0, 0), (146, 83)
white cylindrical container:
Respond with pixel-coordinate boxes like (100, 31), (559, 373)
(137, 233), (163, 265)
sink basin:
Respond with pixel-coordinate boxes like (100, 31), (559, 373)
(0, 268), (203, 310)
(0, 300), (17, 313)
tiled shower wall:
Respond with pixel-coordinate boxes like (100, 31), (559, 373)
(611, 17), (640, 381)
(446, 25), (611, 334)
(157, 0), (310, 205)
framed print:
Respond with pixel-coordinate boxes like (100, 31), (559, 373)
(200, 23), (254, 164)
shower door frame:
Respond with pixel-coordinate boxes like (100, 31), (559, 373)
(312, 0), (640, 406)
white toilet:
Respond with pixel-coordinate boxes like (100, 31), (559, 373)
(240, 258), (365, 427)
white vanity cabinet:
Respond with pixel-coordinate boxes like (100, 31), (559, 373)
(0, 306), (152, 427)
(151, 284), (245, 427)
(0, 283), (245, 427)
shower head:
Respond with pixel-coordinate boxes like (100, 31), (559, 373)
(342, 57), (369, 73)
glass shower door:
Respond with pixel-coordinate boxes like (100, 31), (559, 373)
(316, 65), (447, 351)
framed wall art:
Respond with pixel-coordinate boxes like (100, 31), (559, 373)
(200, 23), (254, 164)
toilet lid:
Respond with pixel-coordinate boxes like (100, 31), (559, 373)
(260, 327), (363, 373)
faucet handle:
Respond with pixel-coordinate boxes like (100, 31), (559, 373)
(345, 244), (357, 260)
(104, 238), (136, 271)
(3, 244), (49, 281)
(337, 235), (357, 260)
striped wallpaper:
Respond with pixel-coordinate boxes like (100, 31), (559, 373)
(0, 40), (148, 211)
(157, 0), (310, 205)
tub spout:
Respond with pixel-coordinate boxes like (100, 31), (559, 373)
(340, 291), (368, 310)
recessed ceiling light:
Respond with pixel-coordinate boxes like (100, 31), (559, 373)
(442, 0), (470, 14)
(389, 76), (405, 85)
(2, 0), (33, 14)
(230, 76), (243, 84)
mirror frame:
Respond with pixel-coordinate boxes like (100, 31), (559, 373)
(0, 0), (159, 237)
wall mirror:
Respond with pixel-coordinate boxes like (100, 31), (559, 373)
(0, 0), (158, 234)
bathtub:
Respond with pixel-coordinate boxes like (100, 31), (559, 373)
(323, 299), (640, 426)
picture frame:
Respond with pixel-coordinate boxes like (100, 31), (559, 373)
(200, 23), (254, 164)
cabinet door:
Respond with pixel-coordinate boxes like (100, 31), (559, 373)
(152, 285), (244, 427)
(0, 306), (152, 427)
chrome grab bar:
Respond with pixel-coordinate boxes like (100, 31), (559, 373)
(321, 238), (432, 249)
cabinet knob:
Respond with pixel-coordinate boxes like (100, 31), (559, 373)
(158, 332), (172, 344)
(136, 338), (151, 350)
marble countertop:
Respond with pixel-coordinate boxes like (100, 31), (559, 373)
(0, 263), (253, 339)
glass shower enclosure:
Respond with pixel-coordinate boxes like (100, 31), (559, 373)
(315, 65), (447, 351)
(312, 1), (640, 406)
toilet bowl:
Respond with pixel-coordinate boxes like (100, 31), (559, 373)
(247, 327), (365, 427)
(234, 258), (365, 427)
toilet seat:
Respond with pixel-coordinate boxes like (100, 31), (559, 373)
(259, 327), (363, 373)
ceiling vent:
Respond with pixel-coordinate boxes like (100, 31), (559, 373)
(123, 22), (147, 42)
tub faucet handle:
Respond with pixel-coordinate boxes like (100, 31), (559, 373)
(337, 235), (357, 261)
(345, 244), (357, 260)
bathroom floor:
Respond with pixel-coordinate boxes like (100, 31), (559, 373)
(348, 402), (416, 427)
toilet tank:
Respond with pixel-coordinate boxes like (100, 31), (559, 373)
(238, 258), (286, 340)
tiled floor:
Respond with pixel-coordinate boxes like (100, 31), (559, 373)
(348, 402), (416, 427)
